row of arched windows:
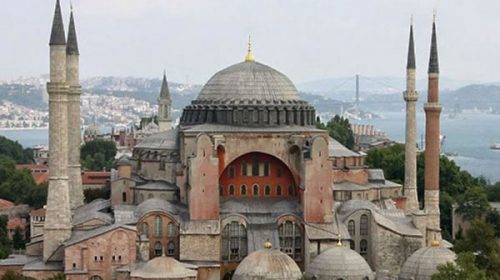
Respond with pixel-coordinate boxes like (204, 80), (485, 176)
(221, 184), (295, 197)
(228, 160), (273, 178)
(347, 214), (369, 237)
(221, 220), (302, 262)
(153, 241), (176, 257)
(141, 217), (176, 237)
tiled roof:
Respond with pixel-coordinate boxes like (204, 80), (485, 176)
(0, 199), (14, 209)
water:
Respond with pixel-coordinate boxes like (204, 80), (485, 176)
(1, 113), (499, 183)
(357, 111), (500, 183)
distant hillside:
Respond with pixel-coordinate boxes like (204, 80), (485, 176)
(0, 84), (46, 110)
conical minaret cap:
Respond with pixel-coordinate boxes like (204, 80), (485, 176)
(67, 9), (79, 55)
(407, 21), (416, 70)
(49, 0), (66, 46)
(428, 16), (439, 74)
(160, 72), (171, 100)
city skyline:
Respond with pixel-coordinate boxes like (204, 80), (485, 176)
(1, 0), (500, 84)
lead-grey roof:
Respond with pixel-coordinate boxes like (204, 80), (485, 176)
(133, 180), (178, 191)
(305, 246), (374, 280)
(328, 137), (361, 158)
(72, 199), (113, 226)
(66, 11), (79, 55)
(196, 61), (302, 104)
(134, 198), (186, 220)
(64, 224), (136, 246)
(400, 246), (456, 280)
(135, 128), (179, 150)
(49, 0), (66, 46)
(233, 248), (303, 280)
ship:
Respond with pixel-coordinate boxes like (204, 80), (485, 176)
(490, 143), (500, 150)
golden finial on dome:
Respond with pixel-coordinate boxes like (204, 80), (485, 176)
(431, 239), (440, 247)
(245, 35), (255, 62)
(264, 240), (272, 249)
(337, 234), (342, 247)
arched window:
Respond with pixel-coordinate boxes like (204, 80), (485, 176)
(279, 221), (302, 261)
(265, 185), (271, 196)
(252, 159), (259, 176)
(142, 222), (148, 236)
(222, 221), (247, 261)
(167, 222), (175, 237)
(229, 166), (235, 179)
(350, 240), (355, 250)
(360, 239), (368, 254)
(360, 214), (369, 235)
(276, 185), (282, 196)
(148, 193), (154, 199)
(154, 241), (162, 256)
(219, 186), (223, 196)
(348, 220), (355, 236)
(154, 216), (162, 237)
(122, 192), (127, 202)
(264, 161), (270, 176)
(240, 185), (247, 196)
(229, 185), (235, 196)
(241, 162), (247, 176)
(253, 185), (260, 196)
(166, 241), (175, 256)
(288, 185), (294, 196)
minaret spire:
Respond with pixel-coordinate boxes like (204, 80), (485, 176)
(158, 71), (172, 131)
(428, 11), (439, 74)
(66, 9), (79, 55)
(403, 16), (419, 213)
(49, 0), (66, 46)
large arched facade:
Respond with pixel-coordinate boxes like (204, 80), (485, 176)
(137, 212), (180, 260)
(219, 152), (299, 198)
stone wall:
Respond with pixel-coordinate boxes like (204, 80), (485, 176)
(180, 234), (221, 262)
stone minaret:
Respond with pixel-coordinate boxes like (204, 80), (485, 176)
(424, 15), (442, 244)
(403, 20), (419, 213)
(44, 0), (73, 261)
(158, 72), (172, 131)
(66, 8), (84, 210)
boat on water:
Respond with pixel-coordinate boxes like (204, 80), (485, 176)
(491, 143), (500, 150)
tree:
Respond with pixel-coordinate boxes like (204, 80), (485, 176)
(84, 187), (110, 203)
(317, 115), (355, 149)
(80, 139), (117, 171)
(454, 219), (500, 279)
(43, 273), (66, 280)
(0, 136), (33, 164)
(456, 186), (491, 221)
(0, 215), (11, 259)
(485, 209), (500, 238)
(1, 271), (36, 280)
(432, 252), (489, 280)
(11, 227), (25, 250)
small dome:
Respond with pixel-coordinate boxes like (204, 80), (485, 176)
(116, 156), (131, 166)
(399, 245), (456, 280)
(196, 61), (301, 104)
(305, 246), (374, 280)
(130, 256), (197, 279)
(233, 247), (302, 280)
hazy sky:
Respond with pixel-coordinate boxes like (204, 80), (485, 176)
(1, 0), (499, 84)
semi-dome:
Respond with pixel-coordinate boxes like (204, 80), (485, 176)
(180, 60), (316, 127)
(130, 256), (197, 279)
(305, 245), (375, 280)
(233, 243), (303, 280)
(399, 242), (456, 280)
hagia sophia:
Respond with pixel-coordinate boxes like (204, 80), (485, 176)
(0, 1), (458, 279)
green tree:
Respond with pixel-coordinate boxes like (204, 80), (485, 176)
(456, 186), (491, 221)
(0, 168), (37, 205)
(11, 227), (25, 250)
(0, 136), (33, 164)
(486, 183), (500, 201)
(84, 187), (110, 203)
(432, 252), (489, 280)
(80, 139), (117, 171)
(317, 115), (355, 149)
(455, 219), (500, 279)
(0, 215), (11, 259)
(43, 273), (66, 280)
(485, 209), (500, 237)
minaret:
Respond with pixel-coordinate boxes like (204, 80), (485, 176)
(66, 6), (84, 210)
(44, 0), (72, 261)
(403, 18), (419, 213)
(424, 13), (442, 244)
(158, 71), (172, 131)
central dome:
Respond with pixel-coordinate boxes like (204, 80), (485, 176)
(196, 61), (302, 103)
(180, 60), (316, 127)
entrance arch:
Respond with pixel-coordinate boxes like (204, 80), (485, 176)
(219, 152), (298, 198)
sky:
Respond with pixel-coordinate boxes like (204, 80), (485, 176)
(1, 0), (499, 84)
